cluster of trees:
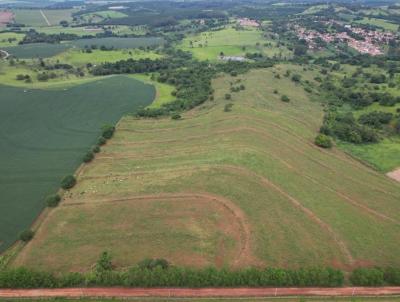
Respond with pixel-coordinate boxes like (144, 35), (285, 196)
(350, 267), (400, 286)
(358, 111), (393, 129)
(90, 58), (172, 75)
(320, 111), (379, 144)
(20, 30), (80, 44)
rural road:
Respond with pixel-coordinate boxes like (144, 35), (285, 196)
(1, 287), (400, 298)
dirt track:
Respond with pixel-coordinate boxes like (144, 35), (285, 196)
(1, 287), (400, 298)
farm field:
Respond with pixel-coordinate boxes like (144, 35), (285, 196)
(0, 76), (156, 253)
(40, 9), (76, 25)
(13, 65), (400, 272)
(3, 37), (164, 58)
(179, 27), (291, 61)
(0, 32), (24, 47)
(12, 9), (48, 27)
(52, 48), (161, 67)
(354, 17), (399, 31)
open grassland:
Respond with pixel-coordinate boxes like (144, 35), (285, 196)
(0, 76), (155, 253)
(0, 32), (24, 47)
(130, 74), (176, 108)
(40, 9), (77, 25)
(52, 48), (161, 67)
(3, 299), (400, 302)
(13, 65), (400, 273)
(179, 27), (291, 61)
(354, 17), (399, 31)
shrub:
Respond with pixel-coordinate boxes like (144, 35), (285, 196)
(61, 175), (76, 190)
(45, 194), (61, 207)
(225, 93), (231, 100)
(281, 95), (290, 102)
(19, 230), (34, 242)
(291, 74), (301, 82)
(92, 145), (100, 153)
(350, 268), (384, 286)
(137, 258), (170, 270)
(97, 137), (106, 146)
(224, 103), (233, 112)
(101, 124), (115, 139)
(171, 113), (181, 120)
(314, 134), (332, 148)
(273, 89), (278, 94)
(83, 151), (94, 163)
(95, 251), (113, 273)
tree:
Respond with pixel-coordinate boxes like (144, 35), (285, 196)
(19, 230), (34, 242)
(83, 151), (94, 163)
(46, 194), (61, 207)
(101, 124), (115, 139)
(225, 93), (231, 100)
(95, 251), (113, 273)
(314, 134), (332, 148)
(281, 95), (290, 102)
(61, 175), (76, 190)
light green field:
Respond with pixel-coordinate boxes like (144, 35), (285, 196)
(0, 32), (24, 47)
(300, 4), (329, 15)
(79, 10), (127, 24)
(41, 9), (77, 25)
(13, 65), (400, 273)
(354, 17), (399, 31)
(30, 26), (101, 36)
(51, 48), (161, 66)
(12, 9), (48, 27)
(179, 27), (291, 61)
(130, 74), (176, 108)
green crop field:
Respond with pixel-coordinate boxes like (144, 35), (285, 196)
(70, 37), (164, 49)
(52, 48), (161, 66)
(0, 76), (155, 253)
(3, 42), (71, 58)
(40, 9), (76, 25)
(13, 65), (400, 273)
(179, 26), (291, 61)
(3, 37), (164, 58)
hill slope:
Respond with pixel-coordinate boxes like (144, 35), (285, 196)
(13, 65), (400, 272)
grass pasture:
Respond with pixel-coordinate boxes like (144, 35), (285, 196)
(0, 32), (24, 47)
(179, 27), (291, 61)
(40, 9), (76, 26)
(52, 48), (161, 67)
(0, 76), (155, 253)
(12, 9), (48, 27)
(13, 65), (400, 272)
(70, 37), (164, 49)
(354, 17), (399, 31)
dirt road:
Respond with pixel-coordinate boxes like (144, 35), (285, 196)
(1, 287), (400, 298)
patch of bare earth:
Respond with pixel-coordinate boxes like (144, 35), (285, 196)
(387, 168), (400, 183)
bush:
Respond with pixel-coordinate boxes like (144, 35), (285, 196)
(101, 124), (115, 139)
(61, 175), (76, 190)
(171, 114), (181, 120)
(19, 230), (34, 242)
(225, 93), (231, 100)
(45, 194), (61, 207)
(97, 137), (107, 146)
(281, 95), (290, 102)
(83, 151), (94, 163)
(314, 134), (332, 148)
(224, 103), (233, 112)
(92, 145), (100, 153)
(137, 258), (170, 270)
(95, 251), (113, 273)
(350, 268), (384, 286)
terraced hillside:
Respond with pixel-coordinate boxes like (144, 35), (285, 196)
(13, 65), (400, 272)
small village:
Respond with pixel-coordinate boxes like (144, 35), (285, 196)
(295, 21), (396, 55)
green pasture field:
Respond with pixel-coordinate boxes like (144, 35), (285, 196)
(13, 65), (400, 273)
(130, 74), (176, 108)
(91, 10), (128, 19)
(0, 76), (155, 253)
(12, 9), (47, 27)
(354, 17), (399, 31)
(0, 32), (25, 47)
(52, 48), (161, 67)
(179, 26), (291, 60)
(30, 26), (101, 36)
(40, 9), (77, 25)
(300, 4), (329, 15)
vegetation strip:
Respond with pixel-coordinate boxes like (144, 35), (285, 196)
(1, 287), (400, 298)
